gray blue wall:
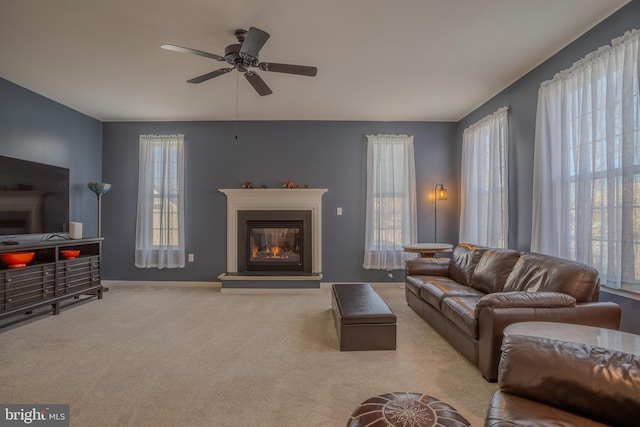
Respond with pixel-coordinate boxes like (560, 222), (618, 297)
(1, 1), (639, 332)
(455, 0), (640, 252)
(101, 121), (456, 282)
(0, 78), (102, 236)
(454, 0), (640, 333)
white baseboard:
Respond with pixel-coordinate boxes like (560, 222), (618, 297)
(320, 282), (404, 287)
(102, 280), (221, 289)
(101, 280), (405, 290)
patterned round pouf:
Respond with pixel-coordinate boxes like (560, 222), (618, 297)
(346, 392), (471, 427)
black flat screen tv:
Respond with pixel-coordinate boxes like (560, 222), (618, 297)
(0, 155), (69, 236)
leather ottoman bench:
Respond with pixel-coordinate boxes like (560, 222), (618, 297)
(331, 283), (396, 351)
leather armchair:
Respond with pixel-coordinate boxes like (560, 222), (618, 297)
(485, 322), (640, 426)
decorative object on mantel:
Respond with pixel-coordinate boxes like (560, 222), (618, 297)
(87, 182), (111, 238)
(241, 181), (254, 189)
(281, 181), (310, 189)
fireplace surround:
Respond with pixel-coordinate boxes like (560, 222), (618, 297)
(219, 188), (327, 289)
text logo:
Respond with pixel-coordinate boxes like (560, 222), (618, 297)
(0, 405), (69, 427)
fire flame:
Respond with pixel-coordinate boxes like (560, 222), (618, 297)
(250, 244), (294, 260)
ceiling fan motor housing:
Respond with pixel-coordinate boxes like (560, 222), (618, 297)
(224, 43), (257, 71)
(234, 28), (247, 42)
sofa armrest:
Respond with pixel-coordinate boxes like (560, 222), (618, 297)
(474, 292), (576, 318)
(405, 257), (450, 277)
(498, 330), (640, 426)
(477, 302), (621, 381)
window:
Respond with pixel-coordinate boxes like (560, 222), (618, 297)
(135, 134), (185, 269)
(532, 29), (640, 292)
(459, 107), (509, 247)
(363, 134), (417, 270)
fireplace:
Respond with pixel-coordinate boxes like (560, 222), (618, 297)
(219, 188), (327, 290)
(237, 210), (312, 273)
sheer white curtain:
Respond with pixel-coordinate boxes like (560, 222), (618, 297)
(135, 134), (185, 269)
(459, 107), (509, 247)
(532, 29), (640, 291)
(363, 134), (417, 270)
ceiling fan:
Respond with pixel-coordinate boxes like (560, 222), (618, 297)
(161, 27), (318, 96)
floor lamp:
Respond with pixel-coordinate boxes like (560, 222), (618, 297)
(87, 182), (111, 238)
(434, 183), (448, 242)
(88, 182), (111, 292)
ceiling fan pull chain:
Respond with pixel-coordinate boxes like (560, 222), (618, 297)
(235, 71), (239, 140)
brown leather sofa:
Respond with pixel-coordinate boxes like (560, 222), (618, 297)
(485, 322), (640, 426)
(405, 243), (621, 381)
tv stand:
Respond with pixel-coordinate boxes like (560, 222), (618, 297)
(0, 238), (103, 322)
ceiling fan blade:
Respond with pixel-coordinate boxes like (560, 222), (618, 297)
(161, 44), (225, 62)
(240, 27), (270, 59)
(187, 68), (233, 84)
(258, 62), (317, 77)
(244, 71), (273, 96)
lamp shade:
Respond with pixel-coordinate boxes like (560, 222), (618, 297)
(87, 182), (111, 194)
(437, 186), (448, 200)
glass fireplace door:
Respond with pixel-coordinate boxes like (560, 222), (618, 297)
(245, 220), (304, 271)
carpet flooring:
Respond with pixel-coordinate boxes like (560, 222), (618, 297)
(0, 282), (497, 426)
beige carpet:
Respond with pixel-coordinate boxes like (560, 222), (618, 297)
(0, 283), (497, 426)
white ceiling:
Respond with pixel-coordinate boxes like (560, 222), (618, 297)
(0, 0), (630, 122)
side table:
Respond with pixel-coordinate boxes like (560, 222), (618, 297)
(504, 321), (640, 354)
(402, 243), (453, 258)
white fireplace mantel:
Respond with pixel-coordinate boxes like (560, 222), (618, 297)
(219, 188), (328, 274)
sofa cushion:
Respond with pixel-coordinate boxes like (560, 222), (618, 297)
(474, 291), (576, 318)
(441, 295), (482, 338)
(503, 252), (599, 302)
(449, 243), (488, 287)
(471, 248), (521, 293)
(418, 278), (485, 310)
